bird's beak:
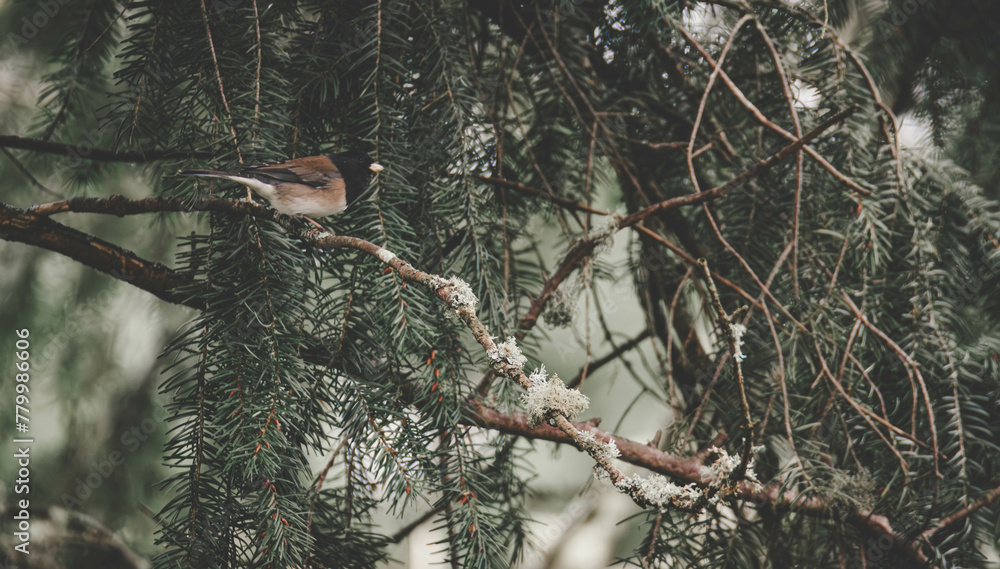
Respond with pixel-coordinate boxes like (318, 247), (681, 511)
(369, 163), (384, 173)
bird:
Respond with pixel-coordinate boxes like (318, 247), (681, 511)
(178, 149), (383, 229)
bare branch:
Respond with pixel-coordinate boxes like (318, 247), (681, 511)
(0, 202), (203, 309)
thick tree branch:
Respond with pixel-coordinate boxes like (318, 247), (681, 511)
(2, 193), (982, 566)
(0, 202), (204, 309)
(6, 193), (686, 508)
(464, 396), (987, 569)
(24, 107), (850, 402)
(26, 103), (852, 316)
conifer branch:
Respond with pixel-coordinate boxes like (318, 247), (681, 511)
(473, 105), (855, 237)
(472, 175), (611, 215)
(920, 484), (1000, 540)
(0, 134), (211, 162)
(198, 0), (243, 164)
(3, 192), (989, 567)
(464, 396), (987, 569)
(0, 202), (204, 309)
(671, 23), (871, 196)
(695, 259), (756, 493)
(11, 1), (994, 566)
(752, 19), (805, 301)
(473, 109), (851, 393)
(0, 147), (63, 198)
(6, 193), (711, 509)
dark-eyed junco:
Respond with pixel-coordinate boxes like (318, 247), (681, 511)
(178, 150), (383, 223)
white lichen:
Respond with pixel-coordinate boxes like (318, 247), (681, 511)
(587, 433), (622, 483)
(578, 431), (620, 462)
(699, 446), (763, 492)
(376, 248), (397, 264)
(745, 445), (766, 490)
(600, 438), (620, 461)
(699, 446), (741, 482)
(578, 430), (597, 447)
(593, 465), (612, 483)
(588, 215), (620, 254)
(612, 446), (766, 511)
(427, 275), (479, 310)
(730, 323), (748, 362)
(520, 365), (590, 426)
(487, 336), (528, 371)
(526, 364), (547, 383)
(426, 275), (448, 289)
(446, 277), (478, 309)
(616, 474), (703, 509)
(745, 461), (760, 487)
(542, 279), (582, 328)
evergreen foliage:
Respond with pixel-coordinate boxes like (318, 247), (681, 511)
(1, 0), (999, 568)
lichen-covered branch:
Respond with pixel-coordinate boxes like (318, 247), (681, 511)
(693, 258), (759, 504)
(4, 194), (976, 566)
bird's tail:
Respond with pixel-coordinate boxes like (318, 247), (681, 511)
(177, 169), (230, 178)
(176, 169), (278, 202)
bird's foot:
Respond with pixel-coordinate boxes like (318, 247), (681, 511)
(304, 216), (334, 234)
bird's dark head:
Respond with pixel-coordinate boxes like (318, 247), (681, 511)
(330, 150), (383, 176)
(329, 150), (383, 204)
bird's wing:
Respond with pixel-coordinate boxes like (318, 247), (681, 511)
(245, 156), (342, 188)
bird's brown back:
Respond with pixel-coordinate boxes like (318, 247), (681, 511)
(247, 156), (342, 188)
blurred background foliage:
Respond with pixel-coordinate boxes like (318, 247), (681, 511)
(0, 0), (998, 568)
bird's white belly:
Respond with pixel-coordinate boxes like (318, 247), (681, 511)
(272, 191), (347, 217)
(221, 175), (347, 217)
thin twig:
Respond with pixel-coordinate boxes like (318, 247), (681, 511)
(696, 258), (755, 480)
(0, 148), (63, 198)
(251, 0), (262, 135)
(753, 21), (804, 301)
(82, 0), (134, 54)
(472, 175), (610, 215)
(197, 0), (244, 166)
(565, 329), (652, 389)
(2, 193), (976, 566)
(685, 15), (753, 194)
(618, 106), (856, 229)
(673, 23), (869, 196)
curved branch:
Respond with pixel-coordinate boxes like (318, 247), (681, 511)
(471, 106), (853, 381)
(26, 104), (852, 339)
(464, 396), (993, 569)
(0, 202), (204, 309)
(3, 193), (981, 567)
(7, 194), (683, 507)
(921, 484), (1000, 540)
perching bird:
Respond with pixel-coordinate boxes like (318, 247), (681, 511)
(178, 150), (383, 226)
